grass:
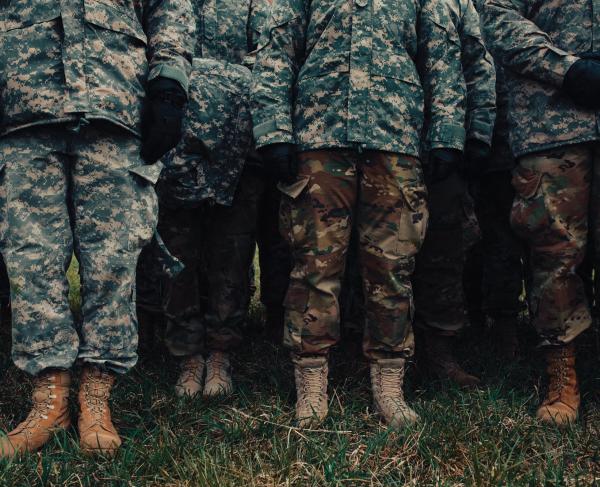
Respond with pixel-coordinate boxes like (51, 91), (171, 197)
(0, 261), (598, 486)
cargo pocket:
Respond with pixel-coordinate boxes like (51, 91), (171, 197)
(124, 163), (160, 252)
(510, 164), (547, 238)
(278, 176), (310, 248)
(397, 182), (428, 256)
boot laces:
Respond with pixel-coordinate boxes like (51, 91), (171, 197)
(180, 357), (203, 384)
(548, 350), (568, 399)
(20, 377), (55, 429)
(302, 366), (324, 398)
(83, 373), (110, 422)
(380, 367), (404, 401)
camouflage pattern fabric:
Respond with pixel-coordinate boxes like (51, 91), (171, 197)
(251, 0), (466, 154)
(0, 0), (194, 137)
(480, 0), (597, 158)
(159, 57), (254, 207)
(419, 0), (494, 150)
(280, 150), (427, 359)
(0, 124), (159, 376)
(161, 169), (263, 357)
(413, 174), (469, 333)
(511, 143), (597, 345)
(472, 170), (524, 319)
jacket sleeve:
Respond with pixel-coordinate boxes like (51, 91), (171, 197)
(481, 0), (578, 88)
(143, 0), (195, 93)
(418, 0), (467, 151)
(461, 0), (496, 146)
(250, 0), (307, 148)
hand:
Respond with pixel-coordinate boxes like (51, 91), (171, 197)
(141, 77), (187, 164)
(258, 143), (298, 184)
(563, 58), (600, 109)
(463, 139), (491, 178)
(426, 148), (462, 184)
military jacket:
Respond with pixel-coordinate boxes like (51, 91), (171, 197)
(159, 0), (270, 207)
(251, 0), (467, 156)
(419, 0), (494, 152)
(482, 0), (597, 157)
(0, 0), (194, 136)
(194, 0), (269, 65)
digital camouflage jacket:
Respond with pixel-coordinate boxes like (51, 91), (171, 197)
(251, 0), (467, 156)
(0, 0), (194, 136)
(159, 0), (271, 206)
(481, 0), (599, 157)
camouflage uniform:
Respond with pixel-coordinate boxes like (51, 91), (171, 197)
(413, 0), (496, 334)
(151, 0), (274, 357)
(0, 0), (194, 376)
(251, 0), (467, 359)
(482, 0), (598, 345)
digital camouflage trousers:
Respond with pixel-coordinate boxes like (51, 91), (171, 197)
(0, 123), (159, 375)
(511, 142), (598, 345)
(280, 150), (428, 360)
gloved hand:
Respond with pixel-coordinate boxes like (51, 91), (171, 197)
(563, 58), (600, 109)
(258, 143), (298, 184)
(426, 148), (462, 184)
(141, 77), (187, 164)
(463, 139), (491, 178)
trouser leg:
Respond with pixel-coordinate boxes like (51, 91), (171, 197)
(358, 152), (427, 360)
(280, 150), (357, 357)
(203, 169), (262, 352)
(0, 128), (77, 375)
(511, 144), (592, 345)
(413, 173), (467, 333)
(74, 125), (158, 374)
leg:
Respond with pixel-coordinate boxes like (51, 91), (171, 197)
(512, 144), (591, 425)
(0, 129), (77, 376)
(160, 205), (205, 358)
(281, 149), (357, 427)
(202, 168), (262, 396)
(72, 124), (158, 374)
(358, 151), (427, 426)
(281, 150), (357, 357)
(257, 174), (292, 341)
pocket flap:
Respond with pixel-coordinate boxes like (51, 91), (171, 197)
(371, 51), (421, 85)
(0, 3), (60, 31)
(278, 176), (310, 199)
(128, 161), (163, 185)
(84, 0), (146, 44)
(512, 166), (543, 200)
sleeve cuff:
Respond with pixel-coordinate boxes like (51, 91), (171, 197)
(149, 65), (190, 94)
(428, 123), (466, 151)
(253, 114), (294, 148)
(466, 118), (494, 147)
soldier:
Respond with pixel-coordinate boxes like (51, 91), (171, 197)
(482, 0), (599, 425)
(0, 0), (194, 457)
(158, 0), (274, 398)
(251, 0), (466, 427)
(413, 0), (496, 387)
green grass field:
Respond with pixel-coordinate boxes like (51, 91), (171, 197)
(0, 260), (598, 486)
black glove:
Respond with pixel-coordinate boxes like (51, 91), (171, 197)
(463, 139), (491, 178)
(426, 148), (462, 184)
(141, 77), (187, 164)
(258, 143), (298, 184)
(563, 58), (600, 109)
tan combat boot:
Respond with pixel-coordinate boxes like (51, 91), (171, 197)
(293, 355), (328, 428)
(175, 354), (205, 397)
(423, 329), (481, 388)
(203, 351), (233, 397)
(536, 343), (580, 427)
(78, 366), (121, 456)
(371, 358), (419, 428)
(0, 369), (71, 458)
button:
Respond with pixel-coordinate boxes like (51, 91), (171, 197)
(356, 0), (368, 7)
